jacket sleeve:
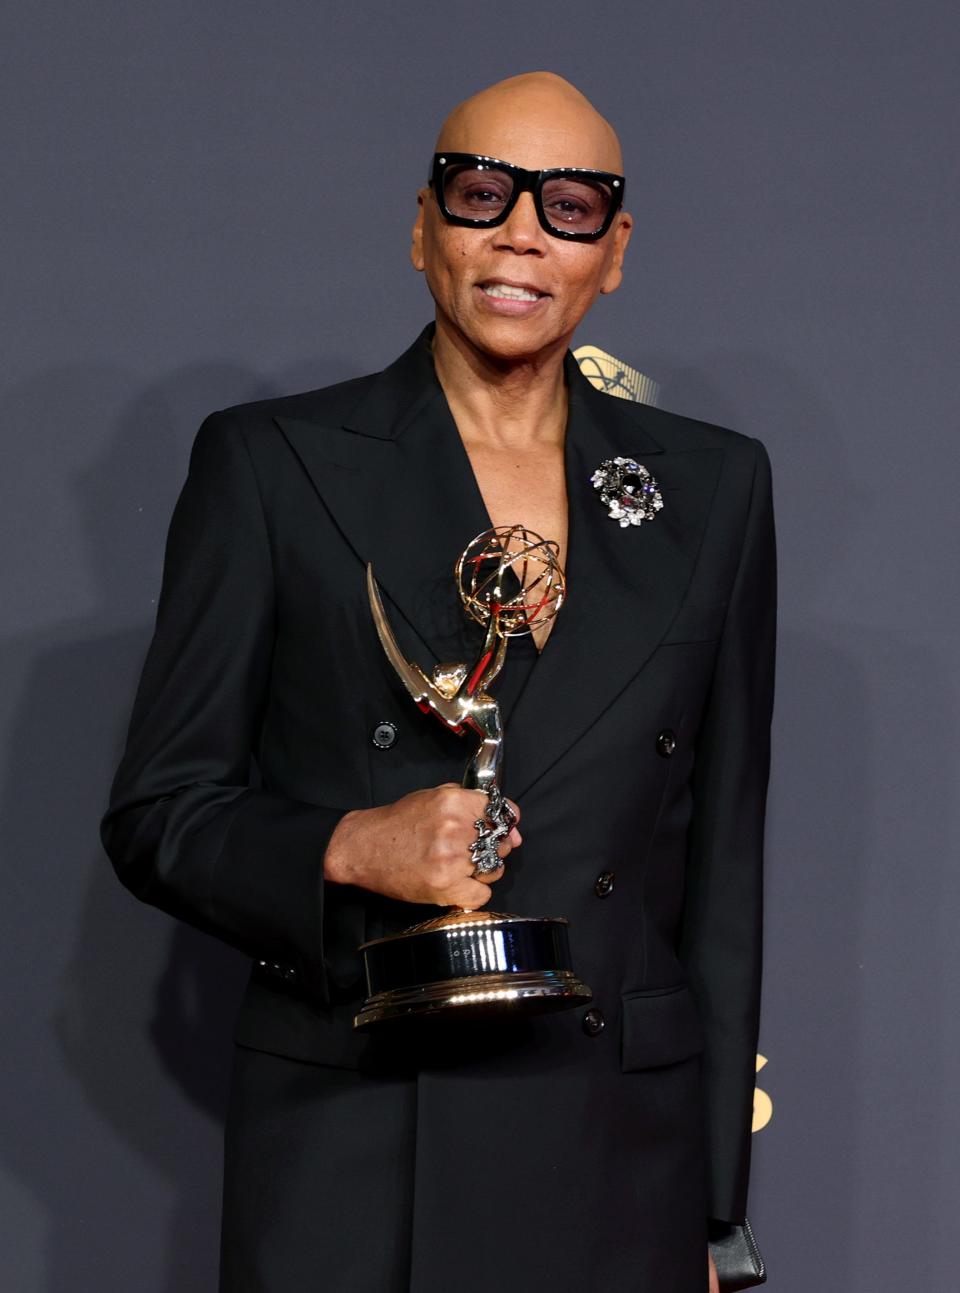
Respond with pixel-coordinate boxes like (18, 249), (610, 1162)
(100, 413), (347, 1001)
(678, 437), (777, 1223)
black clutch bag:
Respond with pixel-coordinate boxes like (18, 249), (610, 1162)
(708, 1217), (767, 1291)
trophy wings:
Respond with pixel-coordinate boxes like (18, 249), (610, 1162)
(365, 564), (465, 728)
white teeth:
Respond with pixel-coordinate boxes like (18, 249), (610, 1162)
(482, 283), (542, 301)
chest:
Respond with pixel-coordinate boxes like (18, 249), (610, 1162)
(463, 441), (568, 561)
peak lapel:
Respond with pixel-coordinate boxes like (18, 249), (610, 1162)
(505, 364), (723, 799)
(275, 328), (490, 666)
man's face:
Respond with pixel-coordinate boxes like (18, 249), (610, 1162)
(411, 100), (632, 365)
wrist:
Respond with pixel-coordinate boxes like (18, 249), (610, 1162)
(323, 809), (363, 885)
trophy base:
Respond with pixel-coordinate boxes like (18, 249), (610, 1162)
(354, 909), (592, 1030)
(354, 968), (592, 1029)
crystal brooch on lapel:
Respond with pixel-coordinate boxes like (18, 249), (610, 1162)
(590, 457), (664, 527)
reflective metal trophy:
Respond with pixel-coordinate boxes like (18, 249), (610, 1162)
(353, 525), (593, 1029)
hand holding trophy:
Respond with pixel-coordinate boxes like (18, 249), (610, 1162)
(354, 525), (593, 1029)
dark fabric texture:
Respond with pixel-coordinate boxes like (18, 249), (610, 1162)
(219, 1048), (417, 1292)
(220, 1037), (709, 1293)
(102, 324), (776, 1290)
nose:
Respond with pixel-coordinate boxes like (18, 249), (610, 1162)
(493, 191), (547, 253)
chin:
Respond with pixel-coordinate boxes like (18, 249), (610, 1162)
(464, 318), (568, 366)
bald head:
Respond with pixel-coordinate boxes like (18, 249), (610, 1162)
(413, 72), (633, 364)
(435, 72), (623, 174)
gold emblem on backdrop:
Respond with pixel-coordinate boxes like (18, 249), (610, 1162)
(753, 1054), (773, 1132)
(574, 344), (660, 407)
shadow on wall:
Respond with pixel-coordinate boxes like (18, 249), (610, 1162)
(0, 357), (355, 1292)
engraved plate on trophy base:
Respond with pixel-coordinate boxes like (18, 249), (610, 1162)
(354, 909), (592, 1030)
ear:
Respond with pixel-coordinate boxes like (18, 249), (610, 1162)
(411, 190), (427, 273)
(599, 211), (633, 295)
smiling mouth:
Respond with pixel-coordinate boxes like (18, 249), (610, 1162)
(480, 282), (546, 301)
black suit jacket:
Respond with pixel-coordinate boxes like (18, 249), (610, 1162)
(102, 324), (775, 1226)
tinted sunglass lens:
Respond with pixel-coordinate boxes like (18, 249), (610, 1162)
(540, 176), (614, 236)
(442, 164), (515, 222)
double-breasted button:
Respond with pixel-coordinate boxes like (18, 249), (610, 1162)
(372, 720), (399, 750)
(582, 1007), (605, 1037)
(656, 728), (677, 757)
(594, 871), (615, 898)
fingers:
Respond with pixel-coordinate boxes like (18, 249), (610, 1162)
(457, 790), (523, 858)
(499, 798), (522, 852)
(504, 797), (520, 826)
(504, 799), (522, 849)
(473, 860), (505, 886)
(466, 790), (521, 826)
(426, 785), (522, 905)
(450, 877), (496, 909)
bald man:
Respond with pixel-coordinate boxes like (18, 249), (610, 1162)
(103, 72), (774, 1293)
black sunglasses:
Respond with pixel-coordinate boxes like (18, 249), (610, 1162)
(429, 152), (625, 242)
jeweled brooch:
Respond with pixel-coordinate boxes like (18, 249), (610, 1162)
(590, 457), (664, 527)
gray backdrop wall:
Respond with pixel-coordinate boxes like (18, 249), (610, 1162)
(2, 2), (957, 1289)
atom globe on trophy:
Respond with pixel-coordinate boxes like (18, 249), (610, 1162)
(353, 525), (593, 1029)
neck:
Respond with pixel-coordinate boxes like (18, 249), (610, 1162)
(431, 317), (569, 449)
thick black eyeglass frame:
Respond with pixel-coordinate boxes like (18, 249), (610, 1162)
(429, 152), (626, 242)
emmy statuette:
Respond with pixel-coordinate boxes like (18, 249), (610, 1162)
(353, 526), (593, 1029)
